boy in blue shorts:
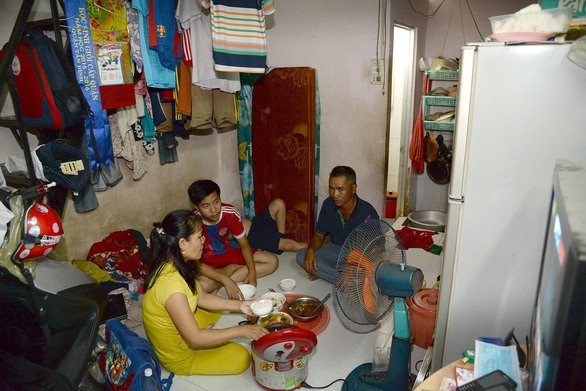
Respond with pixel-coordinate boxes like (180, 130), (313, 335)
(188, 180), (306, 299)
(242, 198), (307, 255)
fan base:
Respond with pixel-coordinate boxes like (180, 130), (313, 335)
(345, 363), (409, 391)
(345, 334), (411, 391)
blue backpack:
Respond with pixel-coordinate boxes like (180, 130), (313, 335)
(103, 319), (173, 391)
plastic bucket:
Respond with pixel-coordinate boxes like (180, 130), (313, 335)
(407, 288), (438, 349)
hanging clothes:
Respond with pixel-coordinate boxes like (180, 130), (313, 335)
(149, 0), (182, 70)
(132, 0), (175, 88)
(176, 60), (192, 116)
(176, 0), (240, 92)
(201, 0), (275, 74)
(109, 106), (148, 181)
(181, 27), (192, 67)
(236, 73), (265, 218)
(189, 85), (237, 131)
(124, 1), (143, 72)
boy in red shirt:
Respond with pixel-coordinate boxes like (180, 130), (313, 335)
(189, 179), (288, 299)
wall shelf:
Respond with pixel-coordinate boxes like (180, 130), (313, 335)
(422, 71), (459, 132)
(425, 70), (459, 81)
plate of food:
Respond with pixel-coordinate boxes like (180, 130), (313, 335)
(257, 311), (293, 328)
(287, 296), (324, 321)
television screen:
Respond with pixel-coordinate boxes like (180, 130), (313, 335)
(528, 160), (586, 390)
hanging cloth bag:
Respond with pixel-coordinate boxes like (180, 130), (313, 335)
(409, 73), (432, 175)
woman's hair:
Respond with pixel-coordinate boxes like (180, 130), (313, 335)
(145, 210), (202, 293)
(187, 179), (221, 206)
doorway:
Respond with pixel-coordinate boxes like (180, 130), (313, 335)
(386, 23), (416, 218)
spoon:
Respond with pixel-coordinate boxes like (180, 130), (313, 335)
(303, 293), (331, 317)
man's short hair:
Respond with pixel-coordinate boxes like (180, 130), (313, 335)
(188, 179), (221, 205)
(330, 166), (356, 184)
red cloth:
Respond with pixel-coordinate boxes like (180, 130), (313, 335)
(100, 84), (136, 110)
(409, 74), (431, 175)
(87, 230), (148, 280)
(148, 0), (157, 48)
(396, 226), (437, 251)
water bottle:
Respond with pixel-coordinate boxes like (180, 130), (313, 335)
(143, 367), (159, 391)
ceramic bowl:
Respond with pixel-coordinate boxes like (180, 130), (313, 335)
(250, 299), (273, 317)
(260, 292), (287, 311)
(279, 278), (296, 292)
(238, 284), (257, 300)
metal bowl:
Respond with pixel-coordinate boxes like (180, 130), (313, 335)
(407, 210), (446, 232)
(287, 297), (324, 321)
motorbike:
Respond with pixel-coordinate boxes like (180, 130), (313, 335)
(0, 182), (108, 390)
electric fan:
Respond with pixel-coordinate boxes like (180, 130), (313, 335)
(334, 219), (424, 391)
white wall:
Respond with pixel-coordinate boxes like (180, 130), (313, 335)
(266, 0), (392, 212)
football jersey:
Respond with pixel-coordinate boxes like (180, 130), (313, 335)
(196, 204), (245, 260)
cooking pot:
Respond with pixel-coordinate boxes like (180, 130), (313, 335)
(407, 210), (446, 232)
(251, 324), (317, 390)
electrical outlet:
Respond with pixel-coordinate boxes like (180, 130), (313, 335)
(370, 58), (384, 85)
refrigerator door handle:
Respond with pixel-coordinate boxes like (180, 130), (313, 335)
(448, 46), (477, 200)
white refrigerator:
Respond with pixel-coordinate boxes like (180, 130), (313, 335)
(431, 42), (586, 369)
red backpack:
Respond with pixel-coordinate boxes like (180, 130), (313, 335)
(0, 29), (86, 130)
(87, 230), (150, 280)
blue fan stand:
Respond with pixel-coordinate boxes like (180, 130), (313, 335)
(345, 298), (412, 391)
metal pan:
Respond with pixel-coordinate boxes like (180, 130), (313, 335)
(407, 210), (446, 232)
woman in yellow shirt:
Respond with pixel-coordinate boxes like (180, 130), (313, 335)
(142, 210), (269, 375)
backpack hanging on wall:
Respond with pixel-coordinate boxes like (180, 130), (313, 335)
(0, 28), (87, 131)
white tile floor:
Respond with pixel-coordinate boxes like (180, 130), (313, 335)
(121, 231), (442, 391)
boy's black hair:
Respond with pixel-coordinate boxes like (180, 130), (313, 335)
(188, 179), (221, 205)
(330, 166), (356, 184)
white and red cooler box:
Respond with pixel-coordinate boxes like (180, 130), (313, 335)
(251, 326), (317, 391)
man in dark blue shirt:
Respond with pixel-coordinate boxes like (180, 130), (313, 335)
(296, 166), (379, 283)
